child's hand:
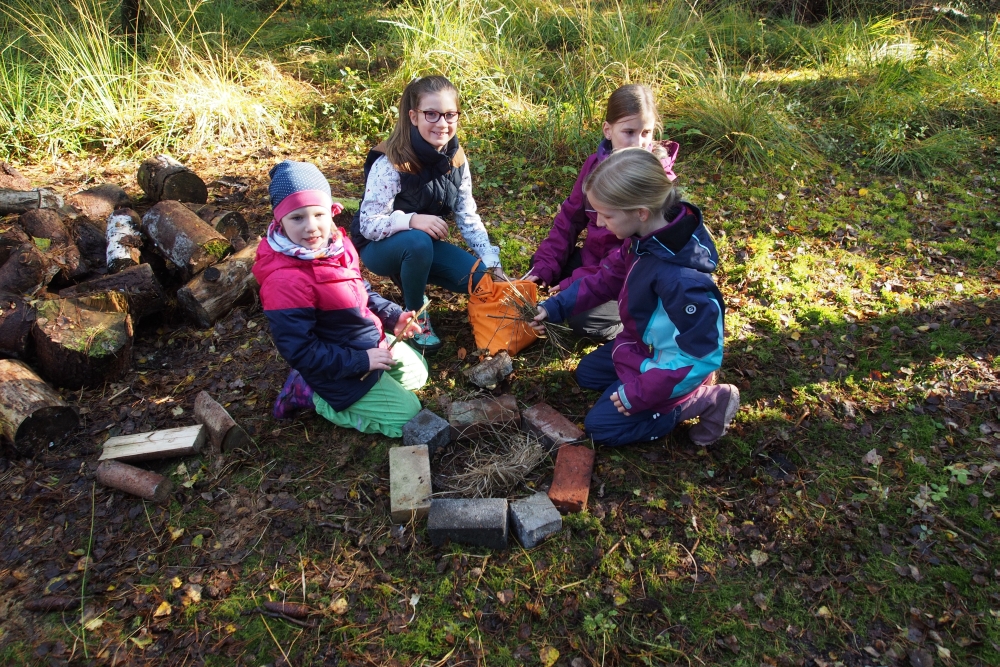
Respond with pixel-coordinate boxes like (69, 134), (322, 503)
(366, 348), (396, 372)
(521, 271), (548, 287)
(409, 214), (449, 240)
(529, 306), (548, 334)
(610, 391), (631, 416)
(491, 266), (510, 282)
(393, 311), (421, 340)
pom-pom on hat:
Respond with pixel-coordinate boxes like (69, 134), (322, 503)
(268, 160), (342, 222)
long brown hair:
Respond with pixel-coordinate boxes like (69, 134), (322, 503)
(383, 76), (460, 174)
(605, 84), (661, 132)
(584, 148), (680, 219)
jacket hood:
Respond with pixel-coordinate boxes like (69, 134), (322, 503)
(633, 203), (718, 274)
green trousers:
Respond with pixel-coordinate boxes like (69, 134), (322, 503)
(313, 337), (429, 438)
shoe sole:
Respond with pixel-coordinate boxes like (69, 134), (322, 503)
(689, 386), (740, 447)
(406, 337), (443, 355)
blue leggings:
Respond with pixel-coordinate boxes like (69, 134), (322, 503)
(360, 230), (488, 311)
(576, 343), (681, 447)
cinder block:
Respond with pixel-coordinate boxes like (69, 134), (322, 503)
(448, 395), (520, 440)
(547, 444), (595, 514)
(427, 498), (508, 550)
(402, 409), (451, 455)
(389, 445), (432, 523)
(509, 492), (562, 548)
(521, 403), (584, 451)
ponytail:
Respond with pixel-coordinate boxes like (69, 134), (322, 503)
(383, 76), (459, 174)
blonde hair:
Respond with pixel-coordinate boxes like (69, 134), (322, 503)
(383, 76), (459, 174)
(583, 147), (680, 218)
(605, 84), (661, 131)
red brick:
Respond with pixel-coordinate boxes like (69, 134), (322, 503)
(522, 403), (584, 451)
(547, 444), (595, 514)
(448, 394), (520, 440)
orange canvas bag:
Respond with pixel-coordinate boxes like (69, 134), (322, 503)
(467, 260), (540, 355)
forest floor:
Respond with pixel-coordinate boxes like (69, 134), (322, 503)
(1, 137), (999, 667)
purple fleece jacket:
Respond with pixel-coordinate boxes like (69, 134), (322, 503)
(531, 139), (679, 290)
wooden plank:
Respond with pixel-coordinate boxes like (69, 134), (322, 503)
(99, 424), (206, 462)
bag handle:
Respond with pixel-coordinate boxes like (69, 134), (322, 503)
(468, 258), (483, 294)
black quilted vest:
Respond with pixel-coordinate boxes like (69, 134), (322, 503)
(351, 126), (467, 251)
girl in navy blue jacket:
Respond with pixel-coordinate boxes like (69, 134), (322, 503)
(254, 161), (426, 438)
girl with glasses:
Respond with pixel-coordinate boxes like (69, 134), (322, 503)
(350, 75), (507, 354)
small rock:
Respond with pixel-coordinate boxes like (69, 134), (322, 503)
(463, 351), (514, 389)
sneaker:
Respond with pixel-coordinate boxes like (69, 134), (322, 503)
(273, 369), (314, 419)
(408, 305), (443, 354)
(682, 384), (740, 446)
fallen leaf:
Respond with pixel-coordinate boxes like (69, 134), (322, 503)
(169, 527), (184, 541)
(83, 617), (104, 631)
(539, 646), (559, 667)
(191, 534), (204, 549)
(457, 347), (467, 360)
(862, 449), (883, 467)
(330, 598), (348, 615)
(130, 635), (152, 649)
(816, 606), (832, 619)
(153, 601), (171, 618)
(497, 589), (514, 605)
(753, 592), (768, 610)
(750, 550), (769, 567)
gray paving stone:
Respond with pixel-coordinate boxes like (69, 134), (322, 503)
(427, 498), (508, 550)
(402, 409), (452, 455)
(509, 492), (562, 548)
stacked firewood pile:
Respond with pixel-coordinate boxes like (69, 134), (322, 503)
(0, 156), (259, 456)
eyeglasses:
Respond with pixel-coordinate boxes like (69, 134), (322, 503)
(416, 109), (461, 123)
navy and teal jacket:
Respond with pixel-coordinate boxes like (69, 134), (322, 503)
(541, 203), (724, 414)
(253, 232), (403, 411)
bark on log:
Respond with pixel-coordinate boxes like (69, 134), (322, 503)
(65, 184), (130, 223)
(0, 359), (79, 455)
(96, 460), (172, 503)
(0, 163), (31, 191)
(0, 225), (30, 266)
(69, 219), (107, 272)
(138, 155), (207, 204)
(32, 294), (133, 389)
(142, 200), (231, 279)
(193, 390), (252, 453)
(0, 188), (63, 215)
(0, 242), (58, 294)
(105, 208), (143, 273)
(58, 263), (165, 321)
(59, 264), (166, 322)
(19, 209), (87, 279)
(0, 293), (36, 359)
(176, 242), (256, 327)
(183, 203), (249, 244)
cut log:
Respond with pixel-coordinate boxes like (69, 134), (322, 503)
(32, 294), (133, 389)
(18, 209), (87, 279)
(95, 460), (173, 503)
(58, 263), (165, 320)
(0, 242), (58, 294)
(99, 424), (206, 462)
(68, 218), (108, 272)
(0, 359), (79, 456)
(183, 203), (249, 244)
(0, 162), (31, 191)
(65, 184), (130, 223)
(105, 208), (143, 273)
(0, 224), (30, 266)
(176, 242), (257, 327)
(0, 188), (63, 215)
(0, 293), (36, 359)
(138, 155), (207, 204)
(193, 390), (252, 453)
(142, 200), (231, 279)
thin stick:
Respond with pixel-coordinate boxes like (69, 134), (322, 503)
(359, 299), (431, 381)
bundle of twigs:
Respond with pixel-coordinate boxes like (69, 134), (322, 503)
(493, 279), (574, 356)
(434, 424), (549, 498)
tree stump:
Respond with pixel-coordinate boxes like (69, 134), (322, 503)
(142, 200), (231, 279)
(0, 163), (31, 191)
(0, 359), (79, 456)
(65, 184), (130, 223)
(19, 209), (87, 279)
(58, 263), (165, 321)
(32, 293), (133, 389)
(138, 155), (208, 204)
(105, 208), (143, 273)
(0, 188), (63, 215)
(0, 242), (58, 294)
(183, 203), (249, 245)
(0, 293), (36, 359)
(176, 242), (257, 328)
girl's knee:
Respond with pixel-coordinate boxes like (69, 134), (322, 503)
(402, 230), (435, 255)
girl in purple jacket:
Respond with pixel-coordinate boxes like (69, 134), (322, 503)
(532, 149), (739, 448)
(524, 84), (678, 340)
